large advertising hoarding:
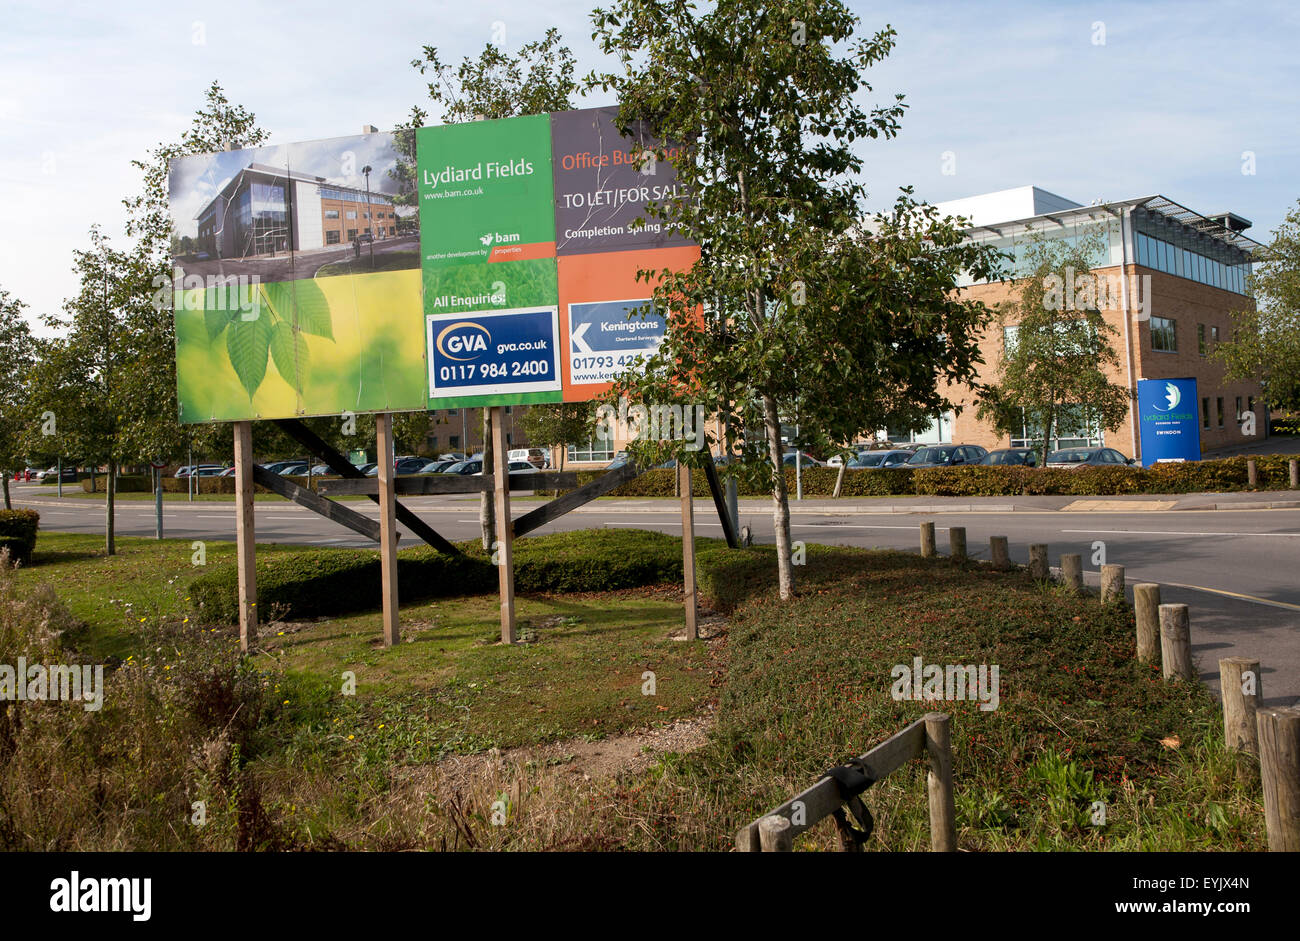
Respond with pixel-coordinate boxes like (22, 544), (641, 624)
(1137, 377), (1202, 466)
(170, 109), (696, 422)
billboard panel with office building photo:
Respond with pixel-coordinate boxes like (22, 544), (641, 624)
(170, 131), (426, 422)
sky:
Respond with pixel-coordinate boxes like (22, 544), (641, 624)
(1, 0), (1296, 330)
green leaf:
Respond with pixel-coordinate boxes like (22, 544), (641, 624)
(257, 280), (292, 324)
(294, 279), (334, 341)
(270, 322), (309, 392)
(226, 315), (272, 399)
(202, 285), (240, 341)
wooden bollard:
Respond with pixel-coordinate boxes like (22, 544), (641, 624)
(1100, 564), (1125, 603)
(1257, 706), (1300, 851)
(1219, 657), (1262, 756)
(1132, 583), (1162, 665)
(735, 822), (761, 852)
(920, 521), (936, 558)
(1060, 554), (1083, 593)
(1247, 458), (1258, 488)
(1159, 603), (1194, 680)
(924, 712), (957, 852)
(949, 526), (967, 561)
(1290, 459), (1299, 490)
(758, 814), (793, 852)
(1028, 544), (1049, 580)
(989, 536), (1009, 570)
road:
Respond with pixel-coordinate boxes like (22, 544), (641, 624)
(13, 483), (1299, 706)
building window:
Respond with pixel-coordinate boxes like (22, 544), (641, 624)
(324, 209), (340, 220)
(346, 210), (357, 220)
(1150, 316), (1177, 352)
(506, 433), (512, 446)
(346, 229), (357, 240)
(450, 436), (460, 449)
(1211, 325), (1219, 345)
(1235, 396), (1243, 422)
(1201, 398), (1211, 429)
(567, 439), (614, 463)
(1247, 396), (1255, 418)
(1216, 397), (1224, 428)
(1198, 324), (1206, 355)
(389, 226), (396, 236)
(325, 230), (340, 245)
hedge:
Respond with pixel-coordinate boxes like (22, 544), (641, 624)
(562, 452), (1300, 499)
(0, 509), (39, 565)
(189, 528), (694, 624)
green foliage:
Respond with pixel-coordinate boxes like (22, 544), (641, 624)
(0, 289), (35, 500)
(516, 403), (596, 470)
(188, 528), (693, 623)
(977, 227), (1134, 464)
(1214, 198), (1300, 416)
(0, 510), (39, 566)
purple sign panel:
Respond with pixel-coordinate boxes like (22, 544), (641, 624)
(549, 106), (694, 256)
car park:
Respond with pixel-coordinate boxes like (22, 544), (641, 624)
(904, 445), (988, 469)
(443, 460), (484, 475)
(508, 447), (549, 469)
(277, 463), (309, 476)
(847, 449), (914, 469)
(394, 457), (432, 475)
(506, 461), (537, 474)
(1046, 447), (1135, 469)
(980, 448), (1040, 467)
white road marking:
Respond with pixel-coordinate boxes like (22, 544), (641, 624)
(1062, 529), (1300, 538)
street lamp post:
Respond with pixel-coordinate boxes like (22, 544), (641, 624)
(362, 165), (375, 266)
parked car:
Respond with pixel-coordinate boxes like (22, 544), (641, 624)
(508, 447), (550, 469)
(438, 452), (467, 463)
(418, 459), (456, 474)
(1046, 447), (1136, 469)
(278, 463), (309, 476)
(218, 467), (238, 478)
(904, 445), (988, 469)
(356, 463), (377, 476)
(194, 466), (229, 477)
(258, 461), (301, 475)
(781, 450), (823, 466)
(980, 448), (1040, 467)
(308, 464), (334, 476)
(607, 451), (630, 470)
(443, 460), (484, 475)
(848, 449), (914, 469)
(394, 457), (432, 475)
(38, 465), (80, 481)
(175, 464), (224, 478)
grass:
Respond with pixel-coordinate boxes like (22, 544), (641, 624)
(0, 533), (1266, 851)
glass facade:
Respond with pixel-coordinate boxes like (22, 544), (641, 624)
(1135, 231), (1249, 294)
(232, 181), (288, 256)
(568, 439), (614, 462)
(1009, 405), (1102, 450)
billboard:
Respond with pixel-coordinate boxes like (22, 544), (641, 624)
(170, 109), (697, 422)
(1137, 377), (1201, 466)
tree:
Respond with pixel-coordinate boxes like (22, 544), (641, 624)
(976, 229), (1133, 465)
(590, 0), (1004, 599)
(0, 289), (36, 510)
(1214, 199), (1300, 418)
(516, 404), (595, 472)
(410, 28), (580, 548)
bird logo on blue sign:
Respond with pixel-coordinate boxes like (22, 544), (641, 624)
(1153, 382), (1181, 411)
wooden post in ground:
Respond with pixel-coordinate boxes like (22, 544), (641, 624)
(1133, 583), (1161, 665)
(924, 712), (957, 851)
(1159, 603), (1194, 680)
(920, 522), (936, 558)
(1257, 706), (1300, 851)
(734, 822), (761, 852)
(490, 406), (516, 644)
(1247, 458), (1258, 488)
(1219, 657), (1262, 756)
(1290, 459), (1299, 490)
(374, 413), (400, 647)
(758, 814), (793, 852)
(679, 462), (698, 640)
(1061, 554), (1083, 593)
(948, 526), (966, 561)
(989, 536), (1009, 570)
(832, 460), (847, 499)
(1029, 543), (1049, 580)
(233, 420), (257, 653)
(1101, 564), (1125, 603)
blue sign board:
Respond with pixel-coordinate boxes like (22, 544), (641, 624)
(1137, 377), (1201, 466)
(426, 306), (562, 406)
(567, 298), (663, 386)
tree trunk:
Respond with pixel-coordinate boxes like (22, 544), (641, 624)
(2, 475), (10, 510)
(762, 394), (794, 599)
(479, 408), (495, 551)
(1039, 409), (1054, 467)
(105, 458), (117, 556)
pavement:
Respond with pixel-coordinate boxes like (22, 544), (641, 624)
(10, 482), (1300, 708)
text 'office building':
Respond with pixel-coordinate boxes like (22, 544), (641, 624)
(196, 163), (397, 260)
(897, 185), (1266, 459)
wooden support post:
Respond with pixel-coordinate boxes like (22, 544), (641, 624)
(700, 451), (739, 548)
(1029, 543), (1049, 580)
(758, 814), (793, 852)
(679, 463), (698, 640)
(735, 823), (761, 852)
(948, 526), (966, 562)
(1060, 554), (1083, 592)
(1257, 706), (1300, 851)
(233, 420), (257, 653)
(491, 406), (516, 644)
(1159, 603), (1194, 680)
(374, 414), (400, 647)
(832, 461), (847, 499)
(1100, 564), (1125, 603)
(1133, 583), (1161, 665)
(1290, 459), (1299, 490)
(989, 535), (1009, 570)
(1247, 458), (1258, 488)
(920, 521), (936, 558)
(924, 712), (957, 852)
(1219, 657), (1262, 756)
